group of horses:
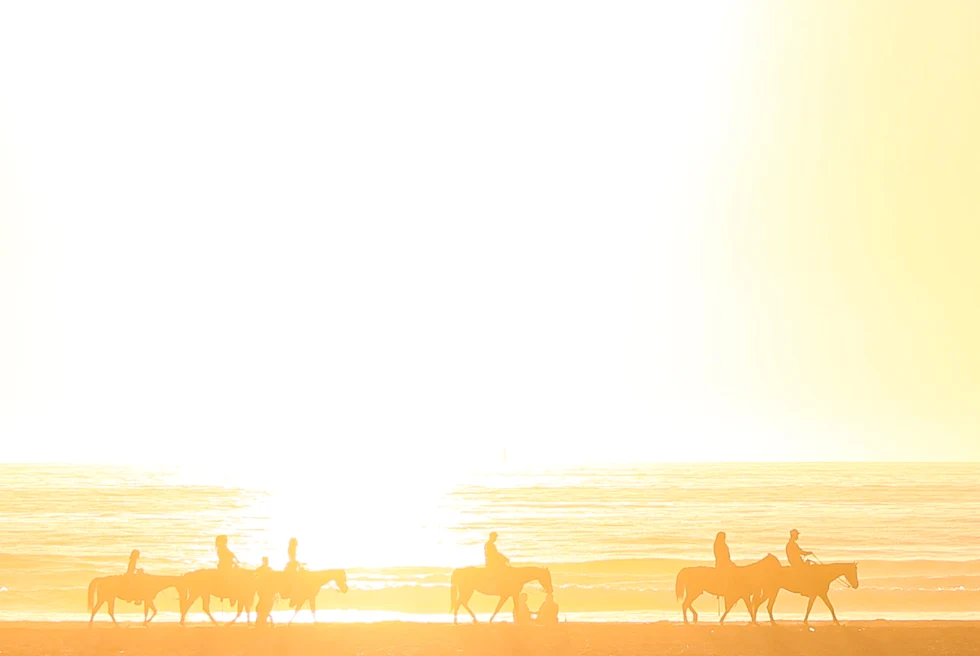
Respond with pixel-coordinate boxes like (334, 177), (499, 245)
(87, 556), (856, 627)
(87, 567), (349, 626)
(86, 563), (553, 627)
(675, 554), (860, 626)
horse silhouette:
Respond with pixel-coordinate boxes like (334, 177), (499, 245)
(179, 568), (258, 625)
(450, 566), (553, 624)
(753, 561), (859, 626)
(253, 568), (349, 625)
(87, 574), (184, 625)
(675, 554), (781, 624)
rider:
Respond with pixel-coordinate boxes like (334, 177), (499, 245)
(484, 532), (510, 570)
(257, 557), (272, 574)
(285, 537), (301, 573)
(484, 532), (510, 593)
(786, 529), (814, 567)
(125, 548), (144, 605)
(713, 532), (733, 568)
(126, 549), (144, 576)
(215, 535), (240, 571)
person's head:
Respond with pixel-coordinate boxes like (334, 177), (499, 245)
(790, 529), (799, 540)
(130, 549), (140, 560)
(261, 557), (269, 566)
(289, 538), (298, 548)
(715, 531), (726, 543)
(216, 535), (228, 548)
(489, 532), (498, 542)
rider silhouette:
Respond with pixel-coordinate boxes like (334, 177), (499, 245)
(126, 549), (143, 576)
(713, 532), (733, 568)
(215, 535), (240, 571)
(484, 532), (510, 570)
(125, 548), (144, 605)
(257, 557), (272, 573)
(285, 537), (301, 573)
(484, 532), (510, 593)
(786, 529), (814, 567)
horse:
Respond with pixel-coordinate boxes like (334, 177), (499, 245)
(450, 566), (553, 624)
(87, 574), (184, 625)
(753, 561), (858, 626)
(256, 569), (349, 624)
(674, 554), (781, 625)
(179, 567), (259, 626)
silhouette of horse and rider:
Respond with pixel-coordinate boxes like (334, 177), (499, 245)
(88, 536), (348, 626)
(450, 532), (557, 624)
(676, 529), (859, 626)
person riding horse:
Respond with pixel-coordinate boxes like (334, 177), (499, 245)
(713, 532), (733, 568)
(786, 529), (814, 567)
(215, 535), (240, 571)
(125, 549), (145, 605)
(484, 532), (510, 593)
(485, 532), (510, 569)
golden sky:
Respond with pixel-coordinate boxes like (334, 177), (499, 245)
(1, 1), (978, 465)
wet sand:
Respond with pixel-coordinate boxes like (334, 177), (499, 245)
(0, 621), (977, 656)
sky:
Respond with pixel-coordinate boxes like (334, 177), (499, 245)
(1, 1), (978, 468)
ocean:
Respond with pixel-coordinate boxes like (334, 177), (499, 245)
(1, 463), (978, 623)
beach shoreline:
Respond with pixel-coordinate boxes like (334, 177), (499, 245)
(0, 621), (977, 655)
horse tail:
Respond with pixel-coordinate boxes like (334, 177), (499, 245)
(675, 570), (685, 601)
(450, 570), (459, 611)
(87, 577), (100, 611)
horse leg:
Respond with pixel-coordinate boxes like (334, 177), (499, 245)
(819, 592), (840, 626)
(108, 598), (118, 626)
(746, 594), (758, 625)
(180, 590), (198, 626)
(457, 588), (477, 623)
(202, 595), (218, 625)
(143, 600), (150, 625)
(682, 591), (701, 625)
(289, 598), (304, 625)
(310, 597), (317, 624)
(89, 592), (106, 625)
(147, 601), (158, 624)
(227, 602), (242, 626)
(803, 595), (816, 626)
(766, 590), (779, 624)
(489, 594), (510, 624)
(719, 596), (736, 625)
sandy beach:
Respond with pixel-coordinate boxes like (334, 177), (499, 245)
(0, 621), (976, 656)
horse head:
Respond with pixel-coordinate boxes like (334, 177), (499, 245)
(538, 567), (553, 594)
(333, 569), (350, 593)
(844, 562), (859, 589)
